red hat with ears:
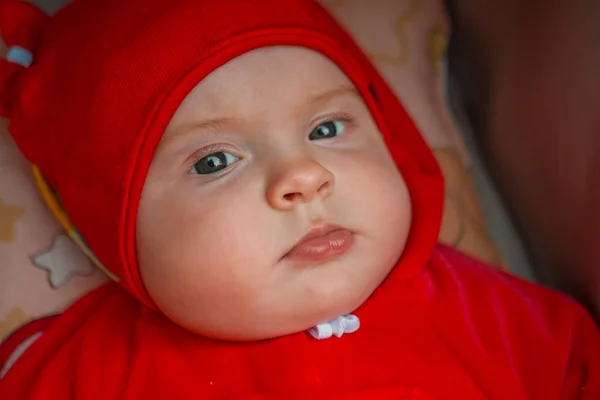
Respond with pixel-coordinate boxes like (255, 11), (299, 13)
(0, 0), (443, 308)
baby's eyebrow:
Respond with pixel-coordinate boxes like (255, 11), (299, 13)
(308, 85), (359, 105)
(162, 117), (234, 144)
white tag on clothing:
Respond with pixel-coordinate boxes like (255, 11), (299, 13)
(308, 314), (360, 340)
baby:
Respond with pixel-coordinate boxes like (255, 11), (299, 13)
(0, 0), (598, 398)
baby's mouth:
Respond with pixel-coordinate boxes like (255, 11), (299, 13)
(283, 223), (354, 265)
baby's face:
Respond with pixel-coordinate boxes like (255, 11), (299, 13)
(136, 46), (411, 340)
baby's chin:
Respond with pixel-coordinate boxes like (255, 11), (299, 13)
(167, 277), (385, 342)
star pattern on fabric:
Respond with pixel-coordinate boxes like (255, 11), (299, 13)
(0, 197), (24, 242)
(428, 25), (448, 69)
(366, 0), (422, 65)
(0, 307), (31, 340)
(32, 234), (95, 289)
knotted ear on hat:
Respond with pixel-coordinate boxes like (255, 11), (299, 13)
(0, 0), (118, 280)
(0, 0), (47, 117)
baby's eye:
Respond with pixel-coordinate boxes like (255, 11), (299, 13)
(308, 120), (346, 140)
(190, 152), (239, 175)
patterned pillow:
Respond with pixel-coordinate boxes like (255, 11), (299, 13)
(0, 124), (108, 342)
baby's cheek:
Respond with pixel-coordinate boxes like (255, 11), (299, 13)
(137, 186), (274, 314)
(345, 142), (410, 210)
(347, 147), (412, 247)
(136, 193), (211, 303)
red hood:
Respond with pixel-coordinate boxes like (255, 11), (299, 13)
(2, 0), (443, 307)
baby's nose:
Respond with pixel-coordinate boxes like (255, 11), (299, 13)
(266, 157), (334, 210)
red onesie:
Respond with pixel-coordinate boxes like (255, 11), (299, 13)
(0, 0), (598, 398)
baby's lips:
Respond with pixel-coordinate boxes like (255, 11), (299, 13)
(284, 226), (354, 264)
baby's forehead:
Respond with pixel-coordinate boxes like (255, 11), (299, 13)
(171, 46), (357, 121)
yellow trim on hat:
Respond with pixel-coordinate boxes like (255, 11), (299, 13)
(31, 165), (120, 282)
